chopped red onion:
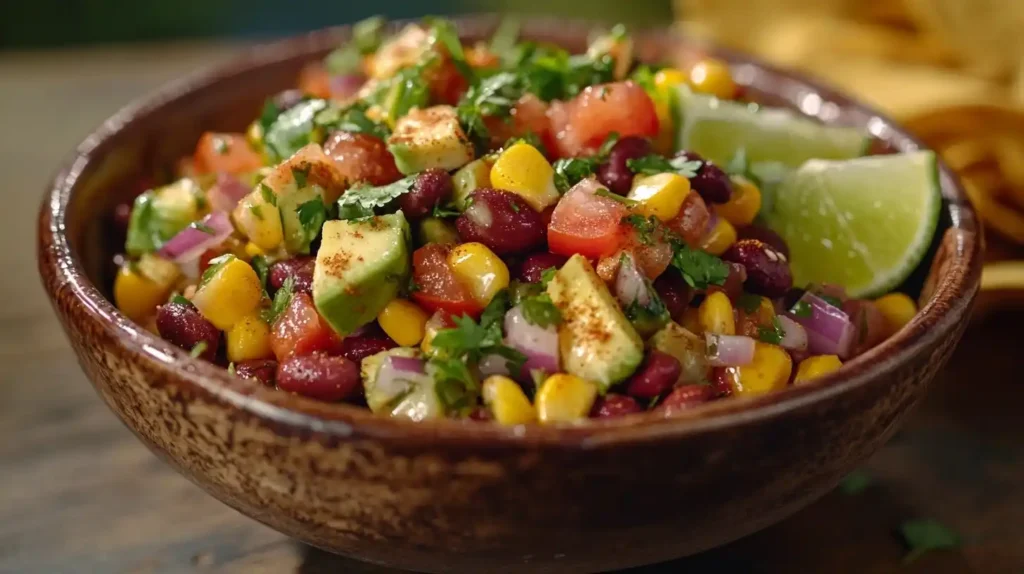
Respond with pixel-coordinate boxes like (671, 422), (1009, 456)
(785, 292), (855, 358)
(775, 315), (808, 351)
(615, 253), (650, 308)
(206, 173), (250, 213)
(389, 355), (426, 375)
(504, 305), (559, 375)
(330, 74), (366, 100)
(705, 333), (756, 367)
(703, 210), (719, 238)
(158, 211), (233, 268)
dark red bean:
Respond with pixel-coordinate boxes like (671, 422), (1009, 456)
(518, 252), (569, 283)
(455, 188), (546, 254)
(717, 262), (747, 300)
(596, 136), (651, 194)
(722, 239), (793, 298)
(339, 336), (396, 364)
(659, 384), (716, 415)
(234, 359), (278, 386)
(626, 351), (682, 399)
(271, 89), (306, 112)
(653, 271), (693, 319)
(591, 394), (643, 418)
(276, 352), (360, 402)
(709, 367), (737, 398)
(468, 407), (493, 421)
(156, 301), (220, 362)
(674, 150), (732, 204)
(268, 257), (315, 294)
(737, 224), (790, 259)
(398, 168), (453, 219)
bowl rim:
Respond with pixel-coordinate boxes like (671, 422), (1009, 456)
(37, 15), (982, 449)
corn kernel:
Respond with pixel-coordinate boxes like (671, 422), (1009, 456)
(489, 143), (560, 211)
(226, 313), (274, 362)
(698, 291), (736, 335)
(654, 68), (688, 91)
(733, 342), (793, 395)
(794, 355), (843, 384)
(874, 293), (917, 336)
(378, 299), (430, 347)
(114, 265), (176, 322)
(243, 241), (265, 259)
(483, 375), (536, 425)
(716, 176), (762, 227)
(688, 58), (737, 100)
(191, 255), (263, 330)
(447, 242), (510, 307)
(627, 173), (692, 221)
(536, 373), (598, 423)
(680, 306), (702, 333)
(701, 216), (737, 256)
(233, 189), (284, 250)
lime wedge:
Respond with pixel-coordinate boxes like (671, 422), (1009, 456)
(764, 151), (941, 298)
(674, 86), (870, 167)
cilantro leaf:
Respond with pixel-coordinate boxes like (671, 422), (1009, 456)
(337, 175), (416, 220)
(671, 242), (730, 289)
(839, 470), (873, 495)
(314, 101), (390, 141)
(259, 182), (277, 207)
(597, 132), (620, 158)
(200, 254), (235, 287)
(428, 356), (479, 413)
(790, 299), (813, 318)
(263, 99), (329, 163)
(431, 203), (461, 218)
(260, 276), (294, 325)
(479, 289), (511, 334)
(821, 294), (843, 308)
(250, 255), (270, 296)
(189, 341), (208, 359)
(594, 187), (638, 206)
(291, 166), (310, 189)
(520, 293), (562, 328)
(553, 157), (599, 193)
(539, 267), (558, 287)
(899, 519), (960, 563)
(457, 71), (522, 146)
(170, 293), (191, 306)
(627, 154), (703, 178)
(736, 293), (762, 314)
(258, 99), (282, 136)
(190, 222), (214, 235)
(296, 197), (328, 243)
(622, 214), (660, 245)
(757, 316), (785, 345)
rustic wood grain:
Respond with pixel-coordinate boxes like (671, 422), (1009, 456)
(2, 44), (1022, 574)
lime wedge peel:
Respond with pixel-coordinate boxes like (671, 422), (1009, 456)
(765, 151), (941, 298)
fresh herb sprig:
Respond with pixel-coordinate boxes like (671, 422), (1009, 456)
(627, 154), (703, 178)
(670, 241), (730, 289)
(337, 175), (417, 220)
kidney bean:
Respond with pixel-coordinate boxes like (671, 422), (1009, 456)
(468, 406), (494, 421)
(736, 224), (790, 259)
(654, 271), (693, 319)
(324, 131), (402, 187)
(626, 351), (682, 399)
(455, 188), (546, 254)
(718, 262), (748, 300)
(666, 191), (710, 246)
(709, 367), (737, 398)
(276, 352), (360, 402)
(596, 136), (652, 194)
(339, 336), (396, 364)
(268, 256), (315, 295)
(591, 394), (643, 418)
(156, 301), (220, 362)
(675, 150), (732, 204)
(233, 359), (278, 386)
(722, 239), (792, 297)
(518, 252), (569, 283)
(398, 168), (453, 219)
(659, 384), (716, 415)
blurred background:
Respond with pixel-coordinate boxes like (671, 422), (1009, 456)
(2, 1), (1022, 572)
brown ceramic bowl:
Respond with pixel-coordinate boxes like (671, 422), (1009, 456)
(38, 16), (981, 574)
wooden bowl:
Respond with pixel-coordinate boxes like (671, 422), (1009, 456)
(36, 16), (982, 574)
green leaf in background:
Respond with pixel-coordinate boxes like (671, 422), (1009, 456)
(899, 519), (960, 563)
(839, 469), (873, 495)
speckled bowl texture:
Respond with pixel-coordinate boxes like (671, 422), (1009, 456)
(38, 16), (982, 574)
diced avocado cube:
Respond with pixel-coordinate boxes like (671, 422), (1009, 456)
(361, 347), (444, 421)
(125, 178), (203, 256)
(313, 213), (411, 336)
(277, 185), (325, 254)
(260, 144), (347, 254)
(452, 158), (491, 210)
(547, 254), (644, 391)
(363, 347), (420, 409)
(649, 322), (710, 386)
(387, 106), (474, 175)
(416, 217), (459, 246)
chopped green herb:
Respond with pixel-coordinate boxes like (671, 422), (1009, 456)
(457, 71), (521, 147)
(520, 292), (562, 328)
(529, 368), (548, 389)
(839, 470), (873, 495)
(479, 289), (511, 331)
(314, 101), (391, 141)
(296, 197), (327, 234)
(170, 294), (191, 306)
(736, 293), (763, 314)
(429, 291), (526, 376)
(552, 157), (599, 193)
(627, 154), (703, 178)
(248, 204), (264, 220)
(337, 175), (416, 220)
(757, 316), (785, 345)
(189, 341), (208, 359)
(291, 166), (310, 189)
(259, 182), (277, 207)
(648, 394), (661, 409)
(427, 18), (475, 84)
(260, 276), (294, 325)
(790, 299), (813, 318)
(670, 241), (730, 289)
(250, 255), (270, 296)
(262, 98), (329, 163)
(899, 519), (960, 563)
(539, 267), (558, 287)
(431, 203), (462, 218)
(622, 214), (660, 245)
(190, 222), (215, 235)
(594, 187), (638, 206)
(630, 65), (658, 98)
(200, 254), (235, 287)
(821, 294), (843, 308)
(597, 132), (620, 158)
(428, 356), (479, 413)
(227, 362), (236, 376)
(625, 288), (670, 336)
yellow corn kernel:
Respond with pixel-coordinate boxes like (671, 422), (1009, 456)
(688, 58), (737, 100)
(191, 256), (263, 330)
(489, 142), (560, 211)
(378, 299), (430, 347)
(794, 355), (843, 385)
(627, 173), (692, 221)
(733, 342), (793, 395)
(536, 373), (598, 424)
(243, 241), (265, 259)
(483, 375), (536, 425)
(654, 68), (688, 91)
(716, 176), (762, 227)
(447, 242), (509, 307)
(233, 189), (284, 250)
(245, 120), (264, 150)
(114, 266), (174, 322)
(680, 306), (702, 333)
(226, 313), (274, 362)
(874, 293), (917, 336)
(701, 216), (737, 256)
(698, 291), (736, 335)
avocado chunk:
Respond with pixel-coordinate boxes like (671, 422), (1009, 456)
(452, 158), (491, 210)
(387, 106), (474, 175)
(416, 217), (459, 245)
(546, 254), (644, 391)
(260, 144), (347, 254)
(313, 212), (411, 336)
(361, 347), (443, 421)
(648, 322), (710, 386)
(125, 178), (203, 256)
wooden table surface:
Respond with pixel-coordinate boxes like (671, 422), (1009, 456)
(1, 44), (1022, 574)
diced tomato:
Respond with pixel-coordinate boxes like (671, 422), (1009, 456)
(466, 45), (500, 70)
(323, 131), (403, 187)
(547, 181), (629, 259)
(193, 132), (264, 176)
(667, 192), (710, 247)
(625, 230), (675, 279)
(548, 81), (660, 158)
(270, 293), (344, 361)
(428, 59), (470, 106)
(410, 244), (483, 317)
(486, 94), (555, 152)
(297, 62), (333, 99)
